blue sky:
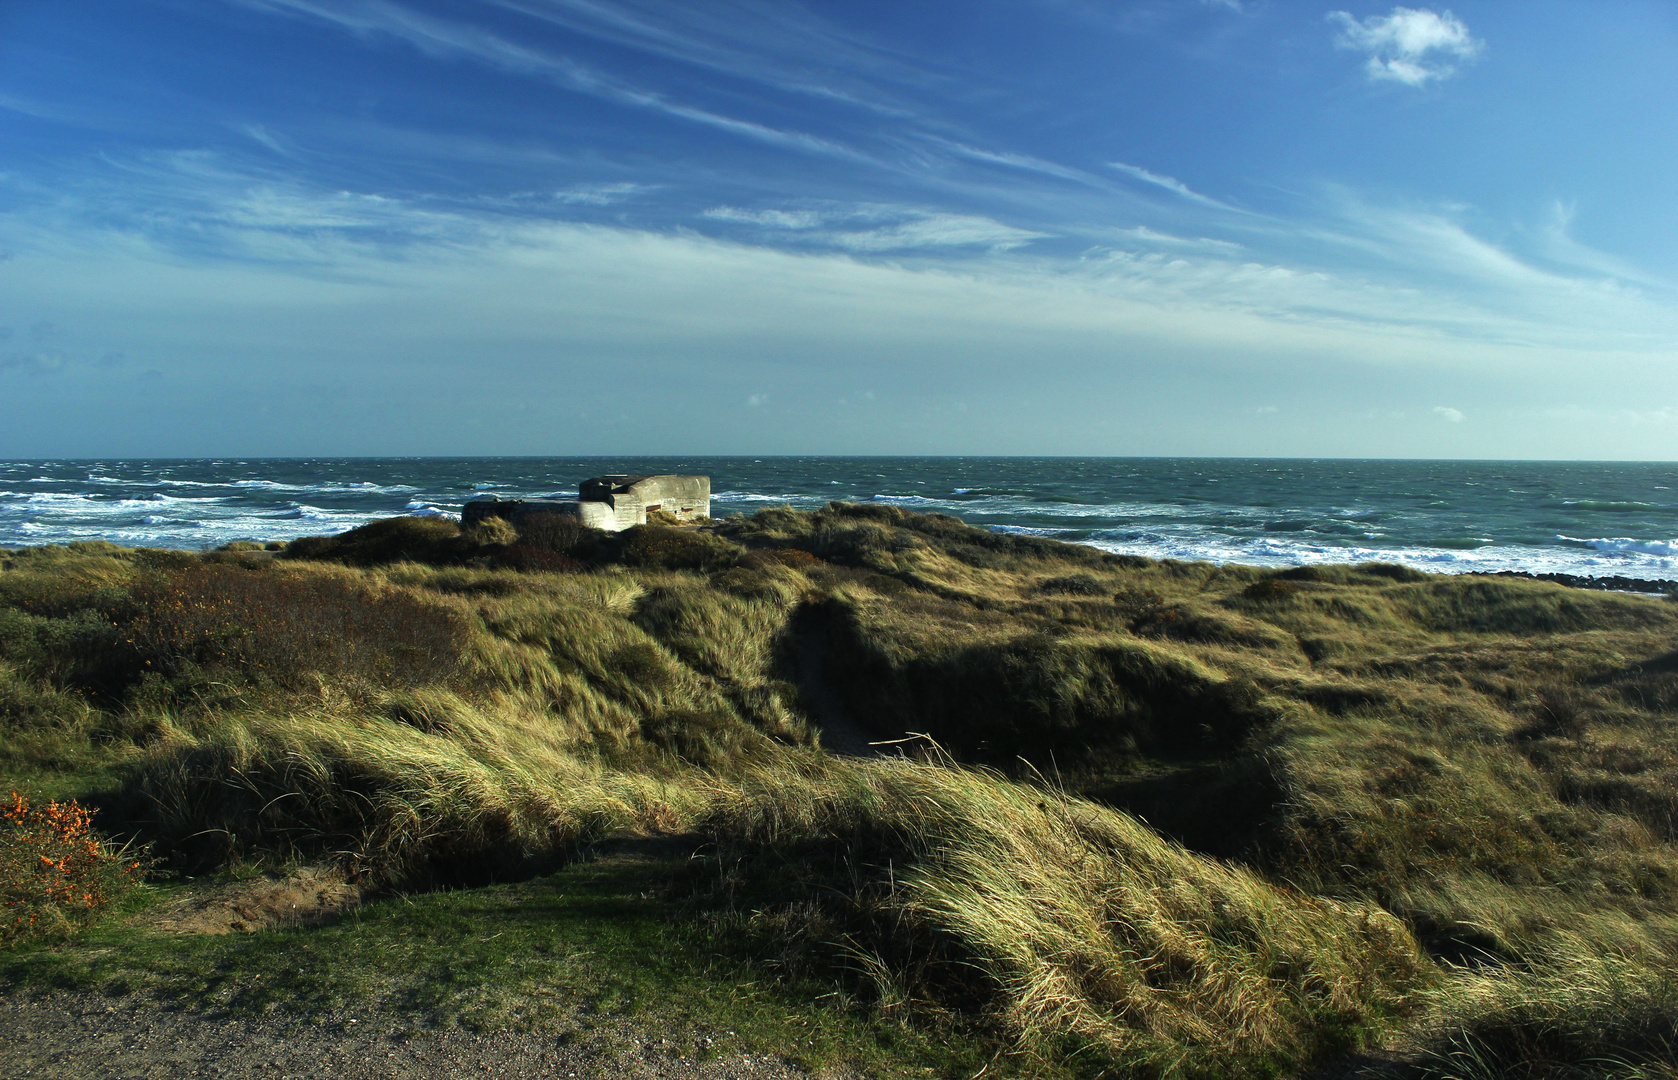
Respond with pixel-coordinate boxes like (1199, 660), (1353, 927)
(1, 1), (1675, 458)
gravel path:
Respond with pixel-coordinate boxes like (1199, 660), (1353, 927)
(0, 991), (846, 1080)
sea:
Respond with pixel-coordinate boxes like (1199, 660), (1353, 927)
(4, 457), (1678, 581)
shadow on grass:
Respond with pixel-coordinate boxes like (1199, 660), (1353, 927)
(0, 845), (1018, 1079)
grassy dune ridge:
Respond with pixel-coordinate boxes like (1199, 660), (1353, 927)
(3, 504), (1678, 1076)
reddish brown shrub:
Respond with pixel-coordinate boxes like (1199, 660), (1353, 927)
(124, 565), (468, 688)
(760, 548), (822, 569)
(495, 546), (585, 573)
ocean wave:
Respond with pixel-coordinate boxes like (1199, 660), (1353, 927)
(982, 524), (1678, 580)
(1559, 535), (1678, 557)
(112, 494), (228, 507)
(152, 478), (423, 496)
(320, 482), (420, 494)
(20, 492), (231, 512)
(267, 503), (363, 522)
(1561, 500), (1659, 512)
(1067, 530), (1678, 580)
(711, 491), (804, 503)
(231, 479), (306, 490)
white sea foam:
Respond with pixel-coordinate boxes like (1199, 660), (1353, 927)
(1010, 526), (1678, 579)
(1559, 535), (1678, 557)
(712, 491), (805, 503)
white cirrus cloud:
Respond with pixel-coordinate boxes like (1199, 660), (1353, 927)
(705, 205), (1046, 252)
(1111, 226), (1244, 253)
(1107, 162), (1234, 210)
(552, 182), (656, 206)
(1329, 7), (1483, 87)
(822, 213), (1046, 252)
(703, 207), (827, 229)
(1432, 405), (1466, 422)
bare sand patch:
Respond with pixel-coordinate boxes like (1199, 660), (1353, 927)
(142, 866), (363, 935)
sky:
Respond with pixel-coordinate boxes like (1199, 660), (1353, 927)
(1, 1), (1675, 459)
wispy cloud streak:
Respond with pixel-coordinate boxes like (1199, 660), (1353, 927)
(1107, 161), (1238, 211)
(235, 0), (889, 168)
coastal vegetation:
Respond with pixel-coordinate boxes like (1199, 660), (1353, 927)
(3, 504), (1678, 1077)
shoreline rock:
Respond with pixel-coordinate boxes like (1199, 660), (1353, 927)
(1464, 569), (1678, 596)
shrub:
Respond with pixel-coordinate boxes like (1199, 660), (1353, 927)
(0, 605), (138, 701)
(511, 512), (602, 560)
(1245, 578), (1300, 602)
(124, 565), (470, 690)
(1355, 562), (1430, 583)
(1035, 573), (1107, 596)
(743, 548), (821, 570)
(283, 516), (463, 566)
(462, 516), (518, 547)
(611, 526), (744, 571)
(495, 546), (585, 573)
(2, 790), (145, 945)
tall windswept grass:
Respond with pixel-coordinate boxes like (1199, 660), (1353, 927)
(709, 756), (1429, 1076)
(128, 701), (711, 882)
(1408, 935), (1678, 1080)
(13, 507), (1678, 1075)
(124, 705), (1428, 1075)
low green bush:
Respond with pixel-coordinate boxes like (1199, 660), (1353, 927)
(611, 526), (745, 571)
(284, 516), (464, 566)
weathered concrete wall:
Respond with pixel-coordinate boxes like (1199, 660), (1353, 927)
(461, 475), (710, 534)
(621, 475), (710, 522)
(578, 474), (710, 527)
(577, 497), (640, 531)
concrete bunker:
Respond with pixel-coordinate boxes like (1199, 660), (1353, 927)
(462, 474), (710, 534)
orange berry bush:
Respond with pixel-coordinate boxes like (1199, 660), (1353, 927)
(2, 790), (145, 945)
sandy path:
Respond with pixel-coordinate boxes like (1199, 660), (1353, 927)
(0, 991), (843, 1080)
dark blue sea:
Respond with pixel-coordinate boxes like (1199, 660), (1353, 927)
(4, 457), (1678, 580)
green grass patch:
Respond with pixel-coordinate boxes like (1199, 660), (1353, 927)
(0, 850), (1009, 1079)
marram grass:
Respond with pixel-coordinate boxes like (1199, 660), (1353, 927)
(128, 708), (1428, 1076)
(7, 504), (1678, 1076)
